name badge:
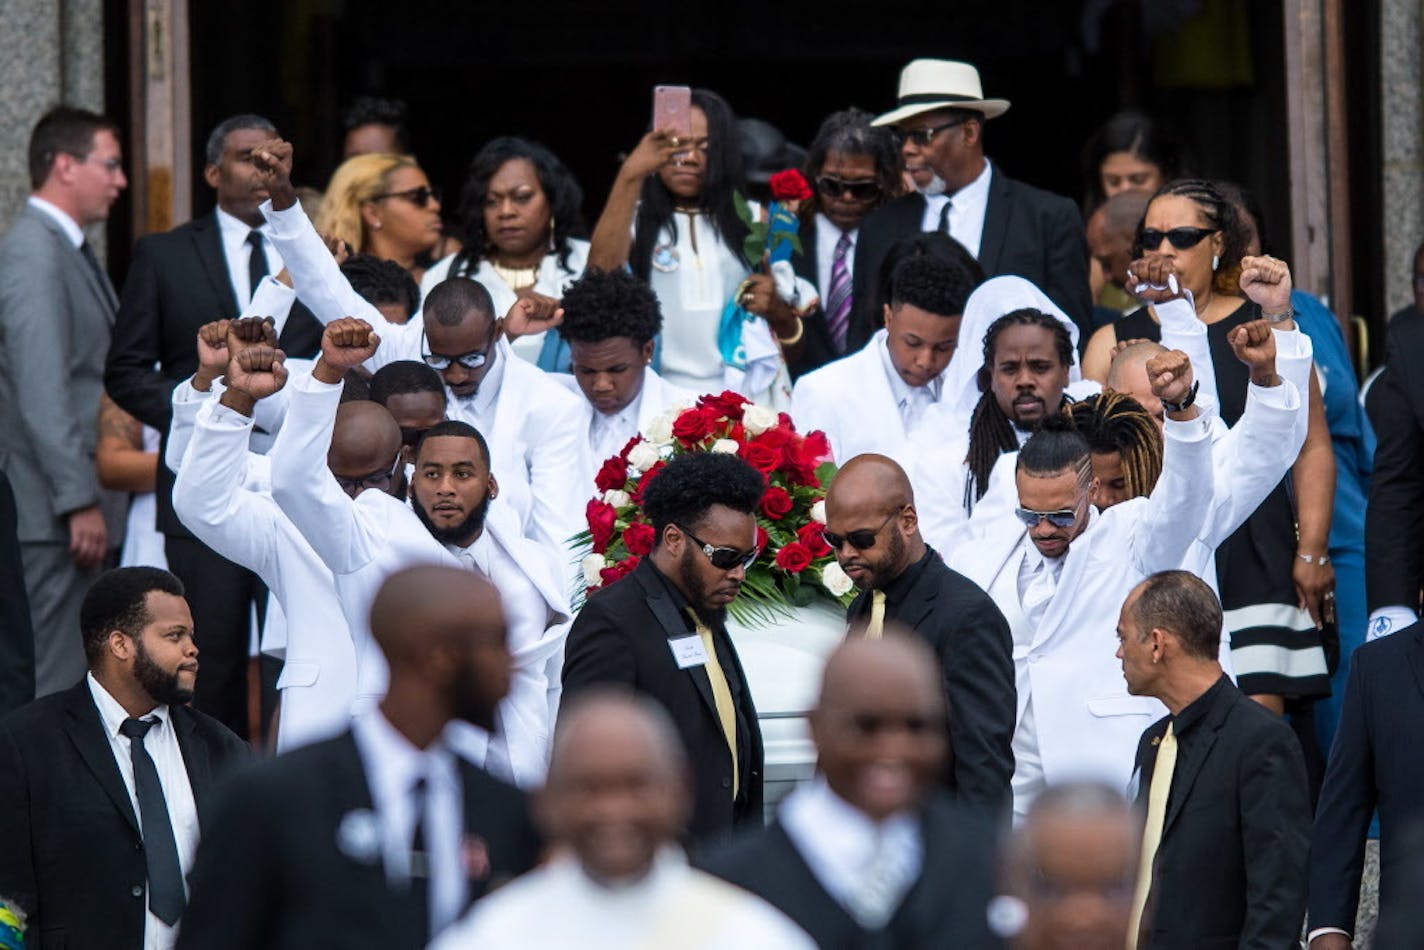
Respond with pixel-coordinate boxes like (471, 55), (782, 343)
(668, 635), (709, 669)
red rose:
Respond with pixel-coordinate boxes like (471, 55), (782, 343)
(769, 169), (813, 203)
(617, 436), (642, 460)
(623, 521), (656, 556)
(797, 522), (832, 558)
(774, 541), (814, 573)
(599, 555), (640, 587)
(586, 499), (618, 553)
(760, 486), (793, 520)
(739, 441), (781, 474)
(753, 426), (792, 452)
(594, 456), (629, 493)
(672, 407), (717, 445)
(697, 390), (749, 421)
(629, 460), (666, 503)
(755, 525), (770, 552)
(799, 430), (832, 466)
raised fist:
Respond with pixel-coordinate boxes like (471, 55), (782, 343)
(320, 317), (380, 370)
(250, 139), (294, 190)
(504, 290), (562, 338)
(196, 319), (231, 378)
(227, 316), (278, 361)
(319, 232), (351, 266)
(1127, 254), (1187, 305)
(1238, 255), (1293, 317)
(1227, 319), (1279, 385)
(226, 345), (288, 400)
(1145, 348), (1196, 408)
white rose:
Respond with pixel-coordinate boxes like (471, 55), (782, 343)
(626, 440), (662, 473)
(644, 411), (676, 445)
(710, 438), (739, 454)
(602, 489), (631, 508)
(742, 404), (779, 436)
(809, 500), (827, 524)
(820, 560), (854, 597)
(581, 553), (607, 587)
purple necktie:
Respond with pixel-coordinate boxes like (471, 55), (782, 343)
(826, 231), (853, 352)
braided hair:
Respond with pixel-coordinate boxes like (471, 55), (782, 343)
(1142, 178), (1249, 296)
(1063, 390), (1164, 499)
(964, 308), (1075, 506)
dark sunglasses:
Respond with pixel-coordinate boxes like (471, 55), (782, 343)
(676, 524), (760, 572)
(822, 506), (906, 551)
(373, 185), (442, 208)
(421, 323), (499, 372)
(816, 175), (882, 202)
(1014, 507), (1077, 529)
(1138, 226), (1217, 252)
(897, 119), (966, 148)
(335, 452), (403, 493)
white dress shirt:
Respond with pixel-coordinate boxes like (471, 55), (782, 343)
(918, 161), (992, 259)
(86, 674), (200, 950)
(351, 709), (466, 937)
(876, 331), (943, 435)
(589, 390), (643, 468)
(778, 777), (923, 928)
(214, 206), (284, 311)
(814, 212), (857, 303)
(27, 195), (84, 247)
(430, 847), (816, 949)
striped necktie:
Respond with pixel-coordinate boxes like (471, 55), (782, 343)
(825, 231), (853, 352)
(1127, 722), (1177, 947)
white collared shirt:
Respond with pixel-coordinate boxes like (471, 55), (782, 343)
(814, 212), (857, 303)
(778, 777), (923, 927)
(589, 386), (644, 467)
(85, 673), (200, 950)
(351, 709), (467, 937)
(215, 206), (285, 311)
(876, 333), (943, 434)
(443, 347), (506, 434)
(919, 161), (992, 258)
(27, 195), (84, 247)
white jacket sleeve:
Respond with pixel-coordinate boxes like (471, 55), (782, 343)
(1127, 404), (1216, 575)
(1200, 376), (1305, 548)
(268, 372), (381, 575)
(1155, 295), (1219, 411)
(522, 381), (593, 558)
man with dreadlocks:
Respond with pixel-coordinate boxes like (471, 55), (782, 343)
(949, 307), (1310, 820)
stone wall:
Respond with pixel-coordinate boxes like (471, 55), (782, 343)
(1381, 0), (1424, 315)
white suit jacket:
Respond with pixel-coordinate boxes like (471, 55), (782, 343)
(172, 396), (356, 752)
(551, 366), (691, 490)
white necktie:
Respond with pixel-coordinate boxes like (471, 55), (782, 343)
(847, 830), (916, 929)
(1022, 556), (1058, 632)
(900, 387), (933, 434)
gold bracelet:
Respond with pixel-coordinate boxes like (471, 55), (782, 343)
(776, 318), (805, 346)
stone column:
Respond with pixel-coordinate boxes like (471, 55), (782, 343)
(1381, 0), (1424, 316)
(0, 0), (107, 238)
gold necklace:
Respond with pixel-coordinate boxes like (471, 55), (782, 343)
(489, 257), (541, 290)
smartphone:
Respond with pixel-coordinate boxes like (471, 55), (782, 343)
(652, 85), (693, 138)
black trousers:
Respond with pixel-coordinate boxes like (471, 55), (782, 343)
(163, 535), (274, 740)
(0, 469), (34, 715)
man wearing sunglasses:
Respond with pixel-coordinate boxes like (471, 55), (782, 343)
(849, 58), (1091, 352)
(563, 452), (767, 841)
(946, 348), (1217, 822)
(824, 454), (1014, 813)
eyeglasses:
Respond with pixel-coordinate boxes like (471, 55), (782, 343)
(897, 119), (966, 148)
(1014, 507), (1078, 529)
(60, 150), (124, 173)
(822, 506), (906, 551)
(421, 324), (498, 371)
(372, 185), (442, 208)
(1138, 227), (1218, 251)
(675, 524), (761, 572)
(334, 452), (403, 493)
(816, 175), (882, 202)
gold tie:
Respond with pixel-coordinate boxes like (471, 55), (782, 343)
(686, 609), (739, 799)
(865, 590), (887, 639)
(1127, 722), (1177, 948)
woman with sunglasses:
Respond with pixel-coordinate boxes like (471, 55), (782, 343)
(314, 152), (443, 284)
(1085, 178), (1335, 716)
(422, 137), (590, 366)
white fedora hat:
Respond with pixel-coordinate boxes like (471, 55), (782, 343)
(871, 59), (1011, 127)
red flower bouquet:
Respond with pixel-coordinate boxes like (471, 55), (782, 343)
(573, 391), (856, 623)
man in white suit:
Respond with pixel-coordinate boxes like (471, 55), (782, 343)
(249, 139), (589, 562)
(268, 320), (569, 786)
(791, 254), (975, 501)
(551, 268), (691, 488)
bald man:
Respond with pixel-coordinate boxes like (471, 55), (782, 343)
(179, 566), (541, 950)
(825, 453), (1014, 812)
(704, 635), (1002, 947)
(433, 691), (814, 948)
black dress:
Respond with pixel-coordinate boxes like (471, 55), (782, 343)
(1112, 303), (1330, 697)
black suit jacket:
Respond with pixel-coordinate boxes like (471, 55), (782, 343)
(846, 550), (1015, 812)
(105, 211), (323, 535)
(784, 215), (843, 380)
(1309, 622), (1424, 937)
(700, 792), (1001, 949)
(177, 730), (540, 950)
(0, 679), (248, 949)
(847, 163), (1091, 351)
(1132, 677), (1310, 948)
(1365, 314), (1424, 613)
(562, 559), (764, 841)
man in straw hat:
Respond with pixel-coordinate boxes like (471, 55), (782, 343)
(849, 58), (1091, 349)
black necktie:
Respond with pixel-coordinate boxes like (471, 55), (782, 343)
(937, 200), (953, 234)
(410, 776), (431, 942)
(79, 240), (117, 307)
(118, 717), (185, 925)
(247, 230), (269, 305)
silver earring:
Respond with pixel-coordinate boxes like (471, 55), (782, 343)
(1212, 254), (1219, 271)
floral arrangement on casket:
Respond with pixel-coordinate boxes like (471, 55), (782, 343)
(574, 391), (856, 624)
